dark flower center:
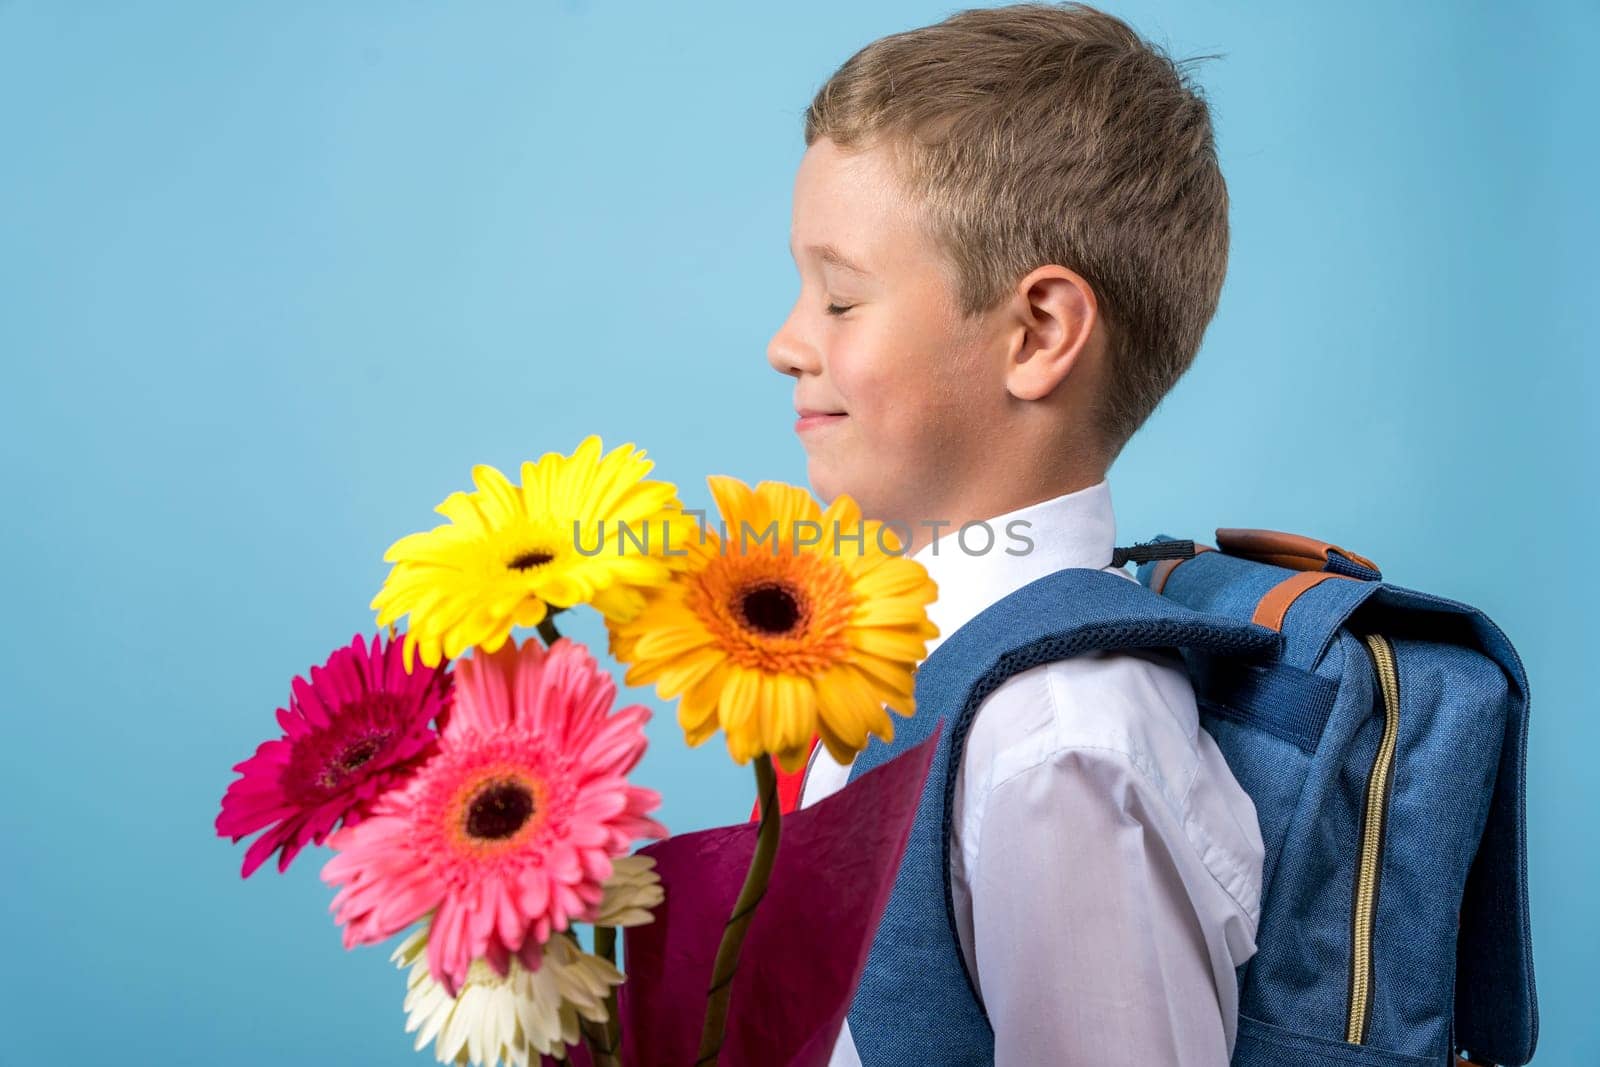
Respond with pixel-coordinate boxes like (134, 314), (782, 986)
(739, 582), (803, 635)
(317, 733), (390, 789)
(465, 780), (537, 841)
(508, 550), (554, 572)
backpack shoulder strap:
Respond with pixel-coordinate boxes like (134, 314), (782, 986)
(916, 565), (1280, 784)
(916, 566), (1281, 842)
(771, 567), (1277, 821)
(934, 567), (1278, 992)
(845, 565), (1282, 1052)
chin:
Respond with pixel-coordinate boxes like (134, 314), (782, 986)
(804, 458), (839, 504)
(806, 465), (881, 519)
(804, 460), (853, 507)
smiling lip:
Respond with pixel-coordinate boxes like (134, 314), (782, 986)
(795, 409), (847, 433)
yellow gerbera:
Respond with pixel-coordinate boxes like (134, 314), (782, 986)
(607, 476), (938, 773)
(372, 436), (697, 671)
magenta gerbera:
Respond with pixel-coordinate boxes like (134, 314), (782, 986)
(320, 635), (666, 996)
(216, 632), (453, 878)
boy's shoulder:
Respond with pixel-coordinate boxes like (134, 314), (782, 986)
(961, 626), (1204, 812)
(955, 579), (1263, 918)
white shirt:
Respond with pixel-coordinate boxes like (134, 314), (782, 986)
(802, 480), (1263, 1066)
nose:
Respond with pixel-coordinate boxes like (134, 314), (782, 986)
(767, 299), (820, 379)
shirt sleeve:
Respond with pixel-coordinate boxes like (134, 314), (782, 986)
(969, 747), (1233, 1067)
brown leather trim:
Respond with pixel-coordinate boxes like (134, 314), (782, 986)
(1217, 527), (1379, 574)
(1252, 571), (1350, 631)
(1150, 543), (1215, 595)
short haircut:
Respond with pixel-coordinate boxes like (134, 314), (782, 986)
(804, 2), (1228, 456)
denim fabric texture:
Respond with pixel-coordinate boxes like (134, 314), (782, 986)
(1141, 541), (1536, 1067)
(836, 546), (1534, 1067)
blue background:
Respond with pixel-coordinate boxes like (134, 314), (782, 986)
(2, 1), (1593, 1063)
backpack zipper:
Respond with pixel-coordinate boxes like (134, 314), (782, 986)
(1347, 632), (1401, 1044)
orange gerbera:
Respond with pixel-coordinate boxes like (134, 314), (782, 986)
(607, 477), (938, 773)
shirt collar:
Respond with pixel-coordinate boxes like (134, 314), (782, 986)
(909, 479), (1117, 657)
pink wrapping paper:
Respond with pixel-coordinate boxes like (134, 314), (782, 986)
(578, 726), (940, 1066)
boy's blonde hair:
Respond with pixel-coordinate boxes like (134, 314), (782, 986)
(805, 2), (1227, 457)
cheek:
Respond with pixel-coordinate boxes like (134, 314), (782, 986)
(841, 347), (974, 455)
(830, 322), (941, 422)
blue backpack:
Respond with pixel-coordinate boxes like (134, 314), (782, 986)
(845, 527), (1535, 1067)
(1131, 529), (1536, 1066)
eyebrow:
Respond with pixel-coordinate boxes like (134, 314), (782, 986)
(790, 241), (872, 277)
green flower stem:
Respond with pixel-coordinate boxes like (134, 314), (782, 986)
(696, 754), (781, 1065)
(536, 612), (563, 647)
(594, 924), (622, 1058)
(578, 1014), (621, 1067)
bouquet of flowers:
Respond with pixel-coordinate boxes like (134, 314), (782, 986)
(215, 436), (940, 1066)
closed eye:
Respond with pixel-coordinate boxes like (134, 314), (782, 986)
(825, 303), (855, 316)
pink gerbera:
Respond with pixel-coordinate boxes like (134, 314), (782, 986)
(321, 636), (666, 996)
(216, 632), (453, 878)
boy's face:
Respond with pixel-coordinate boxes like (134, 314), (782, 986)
(769, 137), (1009, 528)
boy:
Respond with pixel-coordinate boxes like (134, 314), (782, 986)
(767, 4), (1260, 1064)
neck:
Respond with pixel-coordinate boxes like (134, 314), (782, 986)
(890, 470), (1107, 557)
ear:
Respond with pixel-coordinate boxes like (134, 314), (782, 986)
(1003, 265), (1099, 402)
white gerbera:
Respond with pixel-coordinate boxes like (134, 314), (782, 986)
(589, 855), (665, 927)
(392, 926), (622, 1066)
